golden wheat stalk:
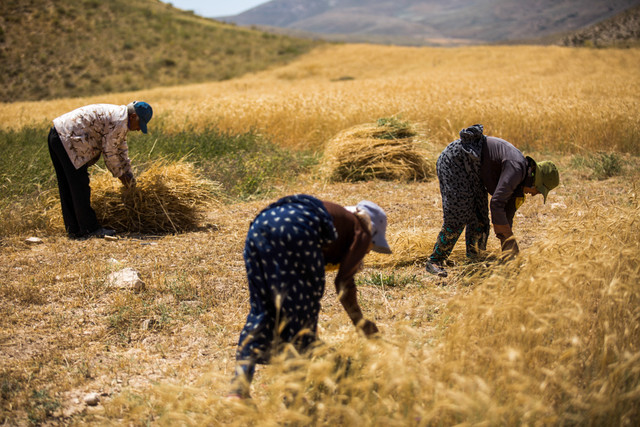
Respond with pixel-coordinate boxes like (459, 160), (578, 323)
(91, 159), (221, 234)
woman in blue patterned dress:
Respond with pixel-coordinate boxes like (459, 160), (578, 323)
(230, 194), (391, 398)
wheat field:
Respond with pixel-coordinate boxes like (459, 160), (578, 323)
(1, 44), (639, 425)
(1, 44), (639, 153)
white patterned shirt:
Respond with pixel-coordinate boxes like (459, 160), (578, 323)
(53, 104), (133, 178)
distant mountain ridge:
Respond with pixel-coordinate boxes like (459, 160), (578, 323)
(225, 0), (640, 45)
(560, 4), (640, 47)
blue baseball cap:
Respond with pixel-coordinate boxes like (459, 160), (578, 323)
(132, 101), (153, 134)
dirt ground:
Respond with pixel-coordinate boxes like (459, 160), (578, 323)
(1, 154), (636, 424)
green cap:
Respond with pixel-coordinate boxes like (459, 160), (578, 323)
(534, 160), (559, 203)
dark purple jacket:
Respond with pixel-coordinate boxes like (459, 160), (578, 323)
(480, 137), (528, 226)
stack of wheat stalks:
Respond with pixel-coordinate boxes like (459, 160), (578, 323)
(322, 119), (436, 182)
(91, 160), (220, 234)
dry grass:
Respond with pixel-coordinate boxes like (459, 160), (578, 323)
(0, 188), (63, 236)
(1, 158), (639, 425)
(1, 44), (639, 425)
(96, 166), (639, 426)
(91, 160), (221, 234)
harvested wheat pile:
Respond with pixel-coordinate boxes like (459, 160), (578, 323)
(91, 160), (221, 234)
(321, 118), (436, 182)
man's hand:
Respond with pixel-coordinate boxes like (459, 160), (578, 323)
(500, 236), (520, 256)
(119, 171), (136, 188)
(494, 224), (519, 257)
(357, 319), (379, 337)
(493, 224), (512, 240)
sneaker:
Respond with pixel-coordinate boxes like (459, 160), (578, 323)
(425, 261), (448, 278)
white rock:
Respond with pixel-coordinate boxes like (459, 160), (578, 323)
(107, 268), (145, 292)
(25, 237), (43, 244)
(84, 392), (100, 406)
(108, 258), (123, 269)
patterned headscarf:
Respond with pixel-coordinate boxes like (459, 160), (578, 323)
(458, 124), (485, 159)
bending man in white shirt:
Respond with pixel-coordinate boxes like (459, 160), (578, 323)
(48, 101), (153, 239)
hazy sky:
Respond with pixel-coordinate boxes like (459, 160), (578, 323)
(164, 1), (270, 18)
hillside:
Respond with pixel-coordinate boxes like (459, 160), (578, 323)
(559, 4), (640, 47)
(225, 0), (640, 46)
(0, 0), (319, 102)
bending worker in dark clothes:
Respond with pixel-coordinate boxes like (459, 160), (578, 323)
(48, 101), (153, 239)
(230, 194), (392, 398)
(425, 124), (559, 278)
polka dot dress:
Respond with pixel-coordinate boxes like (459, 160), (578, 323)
(236, 194), (337, 374)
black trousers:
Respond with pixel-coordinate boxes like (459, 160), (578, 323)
(47, 127), (100, 237)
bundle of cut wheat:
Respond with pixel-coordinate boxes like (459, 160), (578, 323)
(91, 160), (221, 234)
(321, 118), (436, 182)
